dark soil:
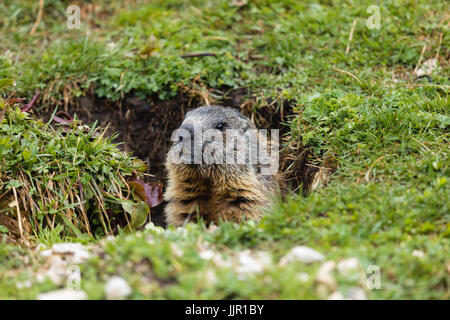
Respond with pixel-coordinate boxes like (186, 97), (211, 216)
(36, 87), (317, 228)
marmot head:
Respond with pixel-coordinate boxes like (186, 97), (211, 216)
(166, 106), (258, 177)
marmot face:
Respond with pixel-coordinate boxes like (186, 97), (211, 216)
(166, 106), (257, 178)
(164, 106), (283, 227)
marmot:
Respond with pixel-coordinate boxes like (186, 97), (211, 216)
(164, 106), (286, 227)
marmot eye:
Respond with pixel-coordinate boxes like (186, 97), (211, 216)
(216, 123), (226, 131)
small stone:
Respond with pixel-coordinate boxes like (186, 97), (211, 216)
(279, 246), (324, 265)
(38, 288), (87, 300)
(412, 250), (425, 258)
(328, 291), (345, 300)
(105, 276), (132, 300)
(50, 243), (90, 264)
(234, 250), (272, 280)
(8, 200), (18, 207)
(346, 287), (367, 300)
(40, 249), (52, 257)
(298, 272), (309, 282)
(415, 58), (438, 77)
(236, 250), (264, 276)
(337, 257), (361, 275)
(316, 261), (336, 288)
(40, 255), (67, 285)
(199, 249), (215, 260)
(254, 251), (272, 268)
(16, 280), (32, 289)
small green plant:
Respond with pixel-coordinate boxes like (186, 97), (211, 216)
(0, 80), (156, 241)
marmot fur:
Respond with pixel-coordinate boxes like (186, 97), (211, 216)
(164, 106), (285, 226)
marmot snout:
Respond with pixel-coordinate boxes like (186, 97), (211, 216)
(164, 106), (285, 227)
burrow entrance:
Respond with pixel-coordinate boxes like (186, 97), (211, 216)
(37, 88), (323, 227)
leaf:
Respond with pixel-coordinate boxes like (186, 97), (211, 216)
(132, 159), (148, 173)
(22, 148), (31, 161)
(6, 180), (23, 189)
(21, 90), (40, 112)
(0, 225), (9, 233)
(129, 179), (163, 208)
(122, 200), (150, 229)
(0, 78), (14, 91)
(52, 111), (74, 125)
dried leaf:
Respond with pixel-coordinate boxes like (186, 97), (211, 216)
(52, 111), (74, 125)
(129, 179), (163, 208)
(132, 159), (148, 173)
(21, 90), (40, 112)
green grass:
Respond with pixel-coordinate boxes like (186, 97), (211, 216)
(0, 104), (150, 240)
(0, 0), (449, 299)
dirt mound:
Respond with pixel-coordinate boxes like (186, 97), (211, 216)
(36, 88), (324, 227)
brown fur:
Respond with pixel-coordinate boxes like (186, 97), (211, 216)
(164, 106), (286, 226)
(165, 163), (285, 226)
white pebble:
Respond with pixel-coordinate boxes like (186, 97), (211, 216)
(49, 243), (90, 264)
(38, 288), (87, 300)
(337, 257), (361, 275)
(346, 287), (367, 300)
(298, 272), (309, 282)
(235, 250), (271, 280)
(316, 261), (337, 288)
(16, 280), (32, 289)
(104, 276), (132, 300)
(415, 58), (438, 77)
(412, 250), (425, 258)
(199, 249), (216, 260)
(236, 251), (264, 275)
(279, 246), (324, 265)
(328, 291), (345, 300)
